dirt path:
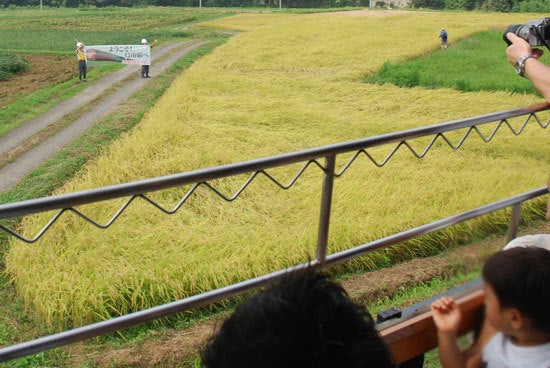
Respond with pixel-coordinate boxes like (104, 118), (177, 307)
(0, 40), (206, 193)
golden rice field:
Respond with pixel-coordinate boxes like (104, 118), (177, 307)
(5, 10), (550, 329)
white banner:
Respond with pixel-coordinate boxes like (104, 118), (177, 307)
(84, 45), (151, 65)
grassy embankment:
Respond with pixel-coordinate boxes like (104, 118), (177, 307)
(4, 10), (549, 332)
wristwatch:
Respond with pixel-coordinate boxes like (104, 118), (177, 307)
(515, 53), (534, 78)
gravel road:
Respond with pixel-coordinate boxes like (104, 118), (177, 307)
(0, 40), (206, 193)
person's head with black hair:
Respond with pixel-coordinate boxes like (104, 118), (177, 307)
(202, 268), (395, 368)
(482, 246), (550, 337)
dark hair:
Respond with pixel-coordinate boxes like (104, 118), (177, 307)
(202, 269), (395, 368)
(482, 247), (550, 334)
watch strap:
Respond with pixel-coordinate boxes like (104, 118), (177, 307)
(516, 53), (534, 78)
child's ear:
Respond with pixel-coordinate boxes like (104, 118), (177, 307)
(508, 308), (525, 330)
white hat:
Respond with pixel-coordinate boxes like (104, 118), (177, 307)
(141, 39), (147, 44)
(77, 42), (83, 47)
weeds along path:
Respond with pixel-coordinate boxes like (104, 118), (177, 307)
(0, 40), (206, 193)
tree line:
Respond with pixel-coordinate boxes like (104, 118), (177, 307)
(1, 0), (549, 13)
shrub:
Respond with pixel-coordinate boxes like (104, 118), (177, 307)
(512, 0), (550, 12)
(0, 51), (29, 81)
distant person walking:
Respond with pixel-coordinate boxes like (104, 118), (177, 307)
(141, 38), (158, 78)
(76, 42), (87, 82)
(439, 28), (448, 50)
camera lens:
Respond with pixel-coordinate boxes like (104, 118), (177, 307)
(503, 24), (523, 45)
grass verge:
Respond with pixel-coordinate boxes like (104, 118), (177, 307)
(0, 63), (124, 136)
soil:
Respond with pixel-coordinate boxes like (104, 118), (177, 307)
(1, 32), (548, 367)
(0, 54), (74, 108)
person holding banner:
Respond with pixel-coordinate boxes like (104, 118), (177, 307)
(76, 42), (87, 82)
(141, 38), (158, 78)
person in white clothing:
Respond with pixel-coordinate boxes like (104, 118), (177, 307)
(482, 328), (550, 367)
(504, 176), (550, 251)
(430, 246), (550, 368)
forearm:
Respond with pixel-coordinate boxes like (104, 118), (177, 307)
(437, 332), (466, 368)
(524, 58), (550, 103)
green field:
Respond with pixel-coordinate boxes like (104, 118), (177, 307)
(0, 7), (549, 367)
(0, 7), (233, 53)
(366, 30), (539, 95)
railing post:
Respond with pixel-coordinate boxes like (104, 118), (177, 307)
(507, 202), (522, 243)
(316, 154), (336, 265)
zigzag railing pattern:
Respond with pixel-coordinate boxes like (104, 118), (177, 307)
(0, 103), (549, 243)
(0, 103), (549, 362)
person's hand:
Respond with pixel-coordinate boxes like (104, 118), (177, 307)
(431, 297), (462, 336)
(506, 33), (543, 65)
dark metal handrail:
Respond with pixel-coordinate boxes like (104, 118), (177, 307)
(0, 103), (548, 362)
(0, 103), (548, 220)
(0, 187), (547, 362)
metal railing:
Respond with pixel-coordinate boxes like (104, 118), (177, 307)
(0, 102), (549, 362)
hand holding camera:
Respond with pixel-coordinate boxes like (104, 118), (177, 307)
(505, 33), (543, 76)
(502, 18), (550, 102)
(503, 18), (550, 47)
(503, 18), (550, 78)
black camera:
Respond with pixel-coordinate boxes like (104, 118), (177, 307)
(504, 17), (550, 47)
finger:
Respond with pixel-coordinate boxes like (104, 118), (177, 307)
(431, 301), (444, 310)
(507, 32), (520, 43)
(431, 300), (450, 311)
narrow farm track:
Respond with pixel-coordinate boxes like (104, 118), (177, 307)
(0, 40), (206, 193)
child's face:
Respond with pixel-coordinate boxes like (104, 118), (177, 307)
(483, 282), (513, 334)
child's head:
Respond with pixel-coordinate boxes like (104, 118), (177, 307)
(202, 269), (395, 368)
(482, 247), (550, 335)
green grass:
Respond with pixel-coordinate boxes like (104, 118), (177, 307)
(365, 30), (539, 95)
(0, 7), (234, 31)
(0, 7), (237, 54)
(0, 29), (165, 54)
(367, 269), (481, 316)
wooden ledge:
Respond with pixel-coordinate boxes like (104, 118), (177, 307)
(377, 279), (484, 364)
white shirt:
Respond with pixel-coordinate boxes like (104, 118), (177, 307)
(483, 332), (550, 367)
